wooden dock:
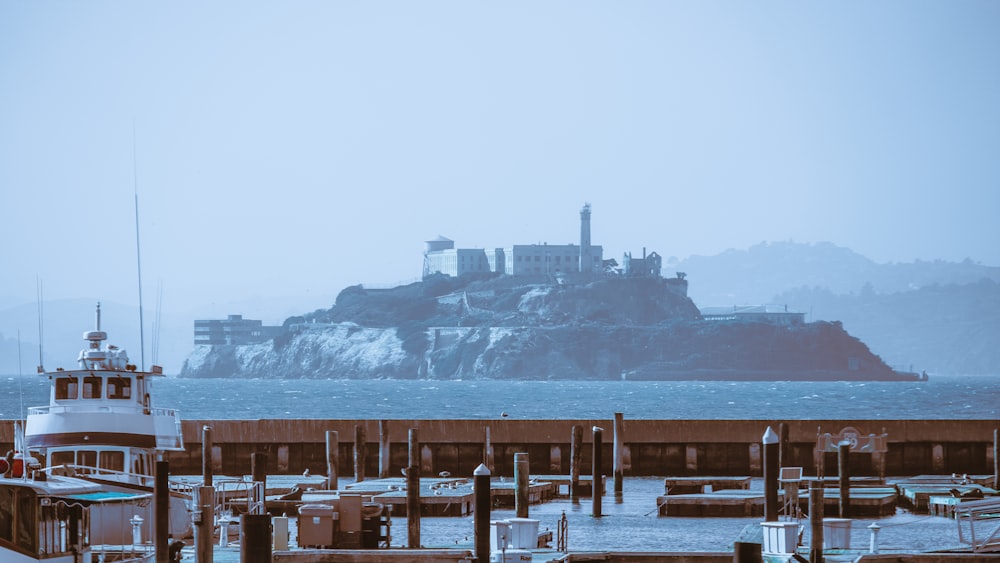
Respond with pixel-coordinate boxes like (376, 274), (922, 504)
(663, 476), (752, 494)
(895, 480), (997, 513)
(656, 489), (765, 517)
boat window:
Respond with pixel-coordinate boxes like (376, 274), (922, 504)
(55, 377), (79, 400)
(108, 377), (132, 399)
(78, 450), (97, 468)
(99, 451), (124, 472)
(0, 486), (12, 542)
(82, 376), (102, 399)
(51, 451), (75, 467)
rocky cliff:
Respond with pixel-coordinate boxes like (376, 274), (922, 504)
(181, 274), (913, 380)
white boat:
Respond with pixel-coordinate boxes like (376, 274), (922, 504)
(22, 303), (192, 539)
(0, 472), (156, 563)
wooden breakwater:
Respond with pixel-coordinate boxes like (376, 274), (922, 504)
(2, 419), (996, 479)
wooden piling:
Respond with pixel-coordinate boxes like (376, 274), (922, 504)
(407, 428), (420, 548)
(570, 424), (582, 500)
(809, 480), (824, 563)
(613, 412), (624, 497)
(515, 452), (529, 518)
(354, 424), (366, 483)
(994, 428), (998, 491)
(484, 425), (494, 473)
(194, 485), (214, 563)
(379, 420), (390, 479)
(155, 460), (169, 563)
(251, 452), (268, 493)
(326, 430), (339, 490)
(763, 426), (779, 522)
(778, 422), (789, 468)
(202, 425), (213, 487)
(839, 440), (851, 517)
(592, 426), (603, 517)
(474, 463), (491, 562)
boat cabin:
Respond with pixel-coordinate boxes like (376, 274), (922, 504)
(0, 477), (90, 561)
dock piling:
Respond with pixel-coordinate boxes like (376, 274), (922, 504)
(474, 463), (491, 562)
(194, 485), (214, 563)
(155, 460), (169, 563)
(839, 440), (851, 517)
(251, 452), (268, 494)
(592, 426), (603, 517)
(407, 428), (421, 548)
(994, 428), (998, 490)
(763, 426), (779, 522)
(515, 452), (529, 518)
(354, 424), (367, 483)
(779, 422), (788, 468)
(326, 430), (339, 490)
(379, 420), (390, 479)
(570, 424), (582, 501)
(484, 425), (494, 473)
(613, 412), (624, 498)
(809, 480), (824, 563)
(202, 425), (213, 487)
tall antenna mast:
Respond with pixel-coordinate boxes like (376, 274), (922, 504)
(133, 126), (146, 371)
(36, 277), (44, 373)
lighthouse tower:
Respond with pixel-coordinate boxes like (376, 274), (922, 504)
(579, 203), (592, 274)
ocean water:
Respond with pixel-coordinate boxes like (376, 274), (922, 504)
(2, 373), (998, 420)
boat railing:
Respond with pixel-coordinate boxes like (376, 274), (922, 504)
(27, 404), (181, 417)
(41, 464), (195, 496)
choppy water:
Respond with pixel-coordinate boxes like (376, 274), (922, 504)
(2, 373), (998, 420)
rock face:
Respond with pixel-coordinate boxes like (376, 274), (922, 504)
(181, 274), (913, 380)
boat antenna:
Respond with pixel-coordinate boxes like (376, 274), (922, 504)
(36, 276), (44, 373)
(133, 126), (146, 371)
(152, 281), (163, 366)
(17, 329), (25, 423)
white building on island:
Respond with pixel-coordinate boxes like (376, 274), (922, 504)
(422, 204), (604, 279)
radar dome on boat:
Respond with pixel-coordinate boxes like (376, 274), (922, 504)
(84, 330), (107, 341)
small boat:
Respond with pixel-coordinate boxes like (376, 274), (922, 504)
(22, 303), (191, 538)
(0, 471), (156, 563)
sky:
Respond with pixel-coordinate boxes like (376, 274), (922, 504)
(2, 1), (999, 323)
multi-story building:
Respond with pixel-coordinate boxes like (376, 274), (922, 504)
(193, 314), (283, 345)
(422, 204), (604, 279)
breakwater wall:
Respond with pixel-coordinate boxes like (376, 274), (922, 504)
(3, 419), (996, 478)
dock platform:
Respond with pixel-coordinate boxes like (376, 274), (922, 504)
(663, 476), (752, 494)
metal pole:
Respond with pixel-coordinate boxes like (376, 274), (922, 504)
(838, 441), (850, 518)
(514, 452), (529, 518)
(202, 425), (213, 487)
(379, 420), (390, 479)
(474, 463), (491, 563)
(354, 424), (366, 483)
(326, 430), (339, 490)
(154, 460), (169, 563)
(592, 426), (603, 517)
(809, 480), (824, 563)
(613, 412), (624, 497)
(763, 426), (779, 522)
(407, 428), (420, 548)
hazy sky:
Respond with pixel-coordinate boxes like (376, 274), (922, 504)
(2, 1), (999, 317)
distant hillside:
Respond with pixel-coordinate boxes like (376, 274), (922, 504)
(182, 274), (909, 381)
(674, 241), (1000, 306)
(775, 279), (1000, 375)
(669, 241), (1000, 375)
